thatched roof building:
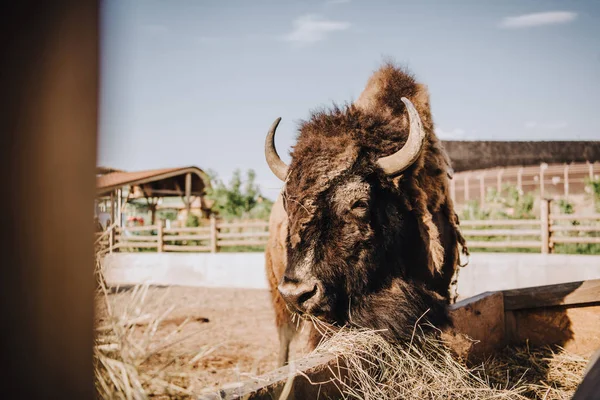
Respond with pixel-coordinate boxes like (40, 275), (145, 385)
(442, 141), (600, 172)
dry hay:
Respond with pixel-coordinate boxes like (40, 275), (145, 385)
(94, 226), (213, 399)
(303, 315), (589, 400)
(93, 225), (589, 399)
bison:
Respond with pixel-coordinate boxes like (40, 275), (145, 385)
(263, 62), (468, 366)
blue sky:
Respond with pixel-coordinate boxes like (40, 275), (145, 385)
(98, 0), (600, 200)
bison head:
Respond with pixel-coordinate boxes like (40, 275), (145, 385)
(266, 97), (448, 322)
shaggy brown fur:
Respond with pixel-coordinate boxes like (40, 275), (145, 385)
(265, 62), (468, 366)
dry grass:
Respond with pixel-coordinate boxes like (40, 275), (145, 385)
(93, 225), (589, 399)
(94, 226), (212, 399)
(304, 316), (589, 400)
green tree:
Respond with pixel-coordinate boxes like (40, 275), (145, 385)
(206, 168), (273, 220)
(585, 177), (600, 212)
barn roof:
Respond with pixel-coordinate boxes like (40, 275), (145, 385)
(442, 141), (600, 172)
(96, 166), (211, 197)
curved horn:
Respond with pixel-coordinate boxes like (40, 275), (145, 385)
(377, 97), (426, 176)
(264, 117), (289, 181)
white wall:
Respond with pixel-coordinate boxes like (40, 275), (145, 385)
(101, 252), (600, 298)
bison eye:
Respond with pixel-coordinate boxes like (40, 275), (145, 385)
(350, 200), (368, 214)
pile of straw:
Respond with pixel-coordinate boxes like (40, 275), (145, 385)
(309, 318), (589, 400)
(94, 227), (209, 399)
(93, 225), (588, 399)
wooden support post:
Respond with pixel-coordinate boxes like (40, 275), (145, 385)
(109, 225), (115, 253)
(116, 188), (123, 228)
(210, 214), (218, 253)
(588, 161), (594, 180)
(464, 174), (470, 201)
(110, 190), (115, 226)
(157, 222), (164, 253)
(517, 167), (523, 192)
(185, 172), (192, 214)
(541, 198), (551, 254)
(0, 1), (98, 396)
(540, 163), (548, 199)
(564, 163), (570, 199)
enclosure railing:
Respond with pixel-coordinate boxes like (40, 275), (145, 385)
(102, 216), (270, 253)
(461, 199), (600, 253)
(99, 201), (600, 254)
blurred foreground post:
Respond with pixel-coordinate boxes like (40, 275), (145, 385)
(210, 214), (219, 253)
(540, 199), (551, 254)
(0, 1), (98, 397)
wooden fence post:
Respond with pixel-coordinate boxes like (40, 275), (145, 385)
(157, 222), (164, 253)
(210, 214), (218, 253)
(109, 225), (114, 253)
(541, 199), (551, 254)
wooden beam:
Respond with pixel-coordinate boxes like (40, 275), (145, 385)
(185, 172), (192, 213)
(0, 0), (98, 396)
(502, 279), (600, 310)
(198, 354), (344, 400)
(444, 291), (506, 362)
(540, 198), (550, 254)
(573, 350), (600, 400)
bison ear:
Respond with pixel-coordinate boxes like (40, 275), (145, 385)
(354, 75), (381, 113)
(413, 83), (430, 111)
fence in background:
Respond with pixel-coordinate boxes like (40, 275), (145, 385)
(96, 216), (270, 253)
(96, 200), (600, 254)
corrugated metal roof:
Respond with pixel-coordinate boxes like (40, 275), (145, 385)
(96, 166), (210, 195)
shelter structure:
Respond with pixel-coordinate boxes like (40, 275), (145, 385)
(95, 166), (212, 228)
(441, 141), (600, 208)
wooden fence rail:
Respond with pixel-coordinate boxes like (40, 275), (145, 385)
(100, 201), (600, 254)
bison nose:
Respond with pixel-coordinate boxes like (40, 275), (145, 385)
(278, 278), (320, 313)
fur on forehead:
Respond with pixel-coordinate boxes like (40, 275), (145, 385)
(285, 143), (360, 247)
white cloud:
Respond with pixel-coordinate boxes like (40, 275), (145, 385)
(524, 121), (568, 130)
(499, 11), (577, 29)
(282, 14), (350, 45)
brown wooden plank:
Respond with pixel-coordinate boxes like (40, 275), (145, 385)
(467, 240), (541, 248)
(163, 245), (211, 252)
(218, 240), (268, 247)
(163, 227), (211, 234)
(460, 219), (540, 226)
(197, 353), (344, 400)
(217, 231), (271, 239)
(117, 225), (159, 232)
(116, 235), (157, 241)
(503, 279), (600, 310)
(505, 305), (600, 357)
(444, 292), (506, 362)
(461, 229), (541, 236)
(551, 237), (600, 244)
(0, 1), (98, 397)
(162, 234), (210, 241)
(551, 225), (600, 232)
(573, 350), (600, 400)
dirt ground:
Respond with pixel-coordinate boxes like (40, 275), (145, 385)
(95, 285), (312, 395)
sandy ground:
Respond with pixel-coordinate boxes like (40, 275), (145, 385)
(96, 285), (311, 395)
